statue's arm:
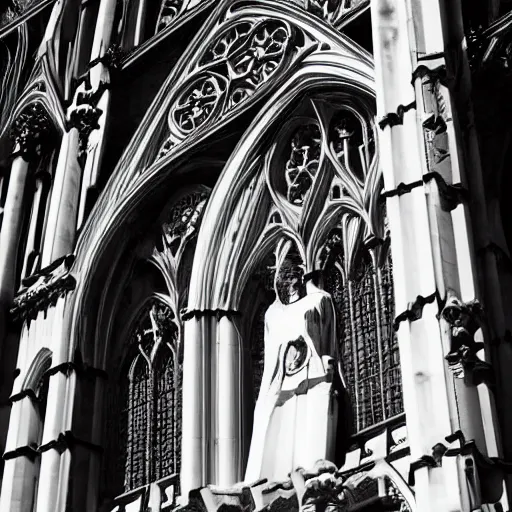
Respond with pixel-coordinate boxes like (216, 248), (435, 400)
(319, 294), (345, 383)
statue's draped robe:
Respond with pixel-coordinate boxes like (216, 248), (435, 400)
(245, 287), (343, 483)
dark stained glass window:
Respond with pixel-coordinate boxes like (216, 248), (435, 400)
(324, 240), (403, 433)
(105, 301), (181, 496)
(126, 355), (151, 490)
(154, 345), (179, 481)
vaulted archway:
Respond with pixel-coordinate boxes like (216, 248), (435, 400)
(54, 1), (407, 509)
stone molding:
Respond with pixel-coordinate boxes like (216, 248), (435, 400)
(409, 429), (510, 505)
(10, 254), (76, 323)
(181, 308), (241, 321)
(2, 431), (103, 461)
(38, 430), (103, 455)
(2, 444), (39, 462)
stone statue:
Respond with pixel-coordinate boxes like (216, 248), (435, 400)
(245, 243), (345, 483)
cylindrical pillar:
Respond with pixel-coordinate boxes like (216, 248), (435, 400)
(0, 156), (30, 314)
(20, 173), (49, 279)
(215, 316), (242, 486)
(0, 103), (53, 349)
(40, 128), (81, 267)
(34, 369), (77, 512)
(181, 317), (208, 497)
(0, 396), (42, 512)
(89, 0), (117, 89)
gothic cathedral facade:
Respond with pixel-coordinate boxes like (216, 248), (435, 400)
(0, 0), (511, 511)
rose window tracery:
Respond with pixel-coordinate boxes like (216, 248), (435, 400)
(171, 74), (227, 135)
(160, 17), (299, 158)
(228, 21), (291, 106)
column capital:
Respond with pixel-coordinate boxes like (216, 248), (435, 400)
(10, 103), (54, 162)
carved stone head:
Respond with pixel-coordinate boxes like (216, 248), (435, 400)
(274, 244), (306, 304)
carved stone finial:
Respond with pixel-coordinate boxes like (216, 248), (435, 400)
(441, 293), (494, 388)
(10, 103), (54, 162)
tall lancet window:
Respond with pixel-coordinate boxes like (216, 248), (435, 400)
(106, 300), (180, 494)
(125, 354), (150, 490)
(323, 228), (403, 433)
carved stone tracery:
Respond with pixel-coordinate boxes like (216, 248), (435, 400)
(158, 16), (302, 159)
(172, 74), (226, 135)
(285, 124), (322, 205)
(157, 0), (185, 32)
(152, 0), (369, 41)
(160, 190), (208, 257)
(306, 0), (369, 26)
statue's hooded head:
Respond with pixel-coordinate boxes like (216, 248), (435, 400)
(273, 240), (306, 305)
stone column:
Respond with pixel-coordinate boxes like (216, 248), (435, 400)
(40, 128), (81, 267)
(441, 0), (512, 493)
(181, 316), (209, 497)
(41, 99), (101, 267)
(0, 316), (53, 512)
(0, 104), (53, 351)
(0, 394), (42, 512)
(371, 0), (495, 510)
(33, 297), (77, 512)
(89, 0), (117, 90)
(215, 316), (242, 486)
(20, 170), (51, 279)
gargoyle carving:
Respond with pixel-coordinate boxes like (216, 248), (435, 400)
(68, 84), (104, 161)
(441, 294), (494, 389)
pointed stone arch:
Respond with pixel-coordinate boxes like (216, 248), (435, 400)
(56, 0), (405, 506)
(176, 50), (384, 492)
(22, 347), (52, 392)
(65, 0), (375, 382)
